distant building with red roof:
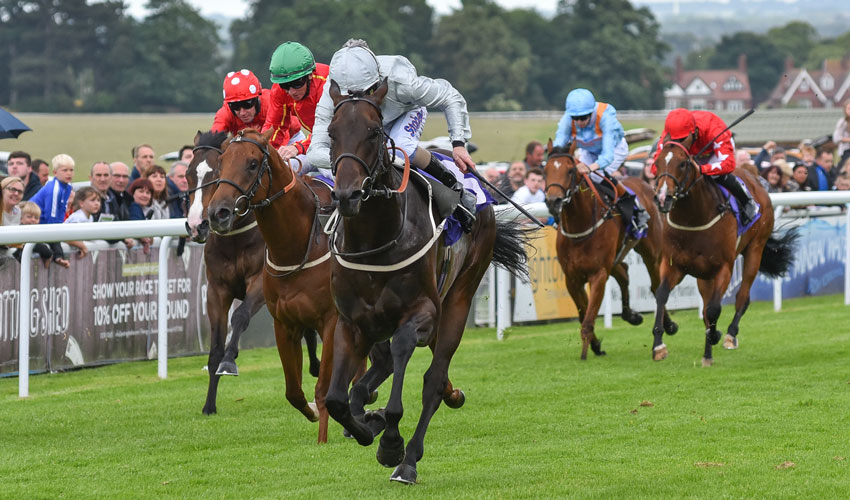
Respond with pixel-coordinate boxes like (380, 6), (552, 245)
(664, 55), (753, 112)
(766, 55), (850, 108)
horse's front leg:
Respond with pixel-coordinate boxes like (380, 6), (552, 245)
(610, 261), (642, 326)
(271, 319), (316, 423)
(377, 306), (437, 470)
(218, 274), (265, 376)
(313, 315), (337, 444)
(564, 275), (590, 359)
(325, 318), (375, 446)
(202, 283), (232, 415)
(698, 265), (732, 367)
(652, 264), (683, 361)
(582, 269), (610, 357)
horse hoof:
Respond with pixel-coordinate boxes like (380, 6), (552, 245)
(342, 428), (354, 439)
(652, 344), (668, 361)
(444, 389), (465, 409)
(624, 311), (643, 326)
(390, 464), (418, 485)
(365, 408), (387, 438)
(376, 438), (406, 468)
(367, 389), (379, 405)
(202, 406), (217, 416)
(702, 357), (714, 367)
(215, 361), (239, 376)
(591, 340), (606, 356)
(306, 402), (319, 422)
(309, 361), (320, 378)
(723, 334), (738, 350)
(664, 320), (678, 335)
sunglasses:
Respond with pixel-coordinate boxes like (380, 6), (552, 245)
(278, 75), (309, 90)
(4, 187), (23, 195)
(228, 98), (258, 112)
(572, 113), (592, 122)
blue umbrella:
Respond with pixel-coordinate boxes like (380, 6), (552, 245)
(0, 107), (32, 139)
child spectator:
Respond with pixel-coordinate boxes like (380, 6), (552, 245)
(11, 202), (54, 268)
(65, 187), (102, 223)
(30, 154), (74, 224)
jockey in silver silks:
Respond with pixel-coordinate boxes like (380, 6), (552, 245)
(307, 39), (478, 232)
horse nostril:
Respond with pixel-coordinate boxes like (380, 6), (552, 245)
(350, 190), (363, 201)
(215, 207), (231, 222)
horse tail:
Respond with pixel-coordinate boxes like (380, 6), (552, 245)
(758, 225), (800, 278)
(492, 218), (534, 283)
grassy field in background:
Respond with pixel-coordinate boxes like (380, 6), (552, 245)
(2, 294), (848, 498)
(5, 113), (664, 182)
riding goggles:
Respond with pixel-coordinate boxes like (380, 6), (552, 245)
(228, 98), (258, 112)
(278, 75), (309, 90)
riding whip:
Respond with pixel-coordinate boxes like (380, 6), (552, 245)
(466, 167), (546, 228)
(695, 108), (755, 157)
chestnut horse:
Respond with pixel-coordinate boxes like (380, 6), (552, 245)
(184, 131), (320, 417)
(653, 138), (797, 366)
(206, 128), (338, 442)
(323, 80), (530, 484)
(543, 140), (676, 360)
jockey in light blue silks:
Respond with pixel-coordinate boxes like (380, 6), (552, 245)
(307, 39), (479, 232)
(553, 88), (647, 235)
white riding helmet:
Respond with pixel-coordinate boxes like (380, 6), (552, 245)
(329, 39), (381, 95)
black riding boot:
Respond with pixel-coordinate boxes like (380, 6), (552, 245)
(424, 152), (477, 233)
(715, 173), (758, 226)
(609, 174), (648, 237)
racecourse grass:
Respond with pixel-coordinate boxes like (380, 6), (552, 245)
(7, 113), (662, 182)
(3, 294), (849, 499)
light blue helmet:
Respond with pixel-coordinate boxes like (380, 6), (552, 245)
(565, 88), (596, 116)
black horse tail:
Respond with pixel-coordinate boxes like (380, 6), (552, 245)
(758, 225), (800, 279)
(492, 218), (534, 283)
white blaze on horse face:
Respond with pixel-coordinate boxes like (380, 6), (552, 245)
(187, 160), (213, 231)
(658, 182), (668, 205)
(554, 160), (562, 170)
(664, 151), (673, 165)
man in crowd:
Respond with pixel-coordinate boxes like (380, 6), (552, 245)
(33, 159), (49, 186)
(510, 168), (545, 205)
(88, 161), (112, 219)
(498, 161), (527, 202)
(169, 162), (189, 192)
(129, 144), (156, 182)
(178, 145), (194, 164)
(107, 161), (133, 221)
(523, 140), (544, 171)
(7, 151), (41, 200)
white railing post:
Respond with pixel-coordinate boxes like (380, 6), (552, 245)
(157, 236), (173, 379)
(487, 265), (496, 328)
(845, 204), (850, 306)
(496, 267), (511, 340)
(774, 205), (785, 311)
(17, 243), (34, 398)
(603, 277), (613, 328)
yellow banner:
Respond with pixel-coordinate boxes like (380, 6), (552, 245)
(526, 226), (579, 320)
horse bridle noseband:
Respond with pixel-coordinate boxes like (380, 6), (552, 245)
(219, 131), (297, 216)
(655, 140), (703, 202)
(331, 97), (401, 199)
(544, 152), (581, 204)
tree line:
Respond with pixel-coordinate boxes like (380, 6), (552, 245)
(0, 0), (847, 113)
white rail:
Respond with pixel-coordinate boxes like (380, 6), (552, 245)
(2, 219), (189, 397)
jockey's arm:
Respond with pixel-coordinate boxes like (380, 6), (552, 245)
(596, 106), (624, 172)
(553, 111), (572, 148)
(305, 88), (334, 171)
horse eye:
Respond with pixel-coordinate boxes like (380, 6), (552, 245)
(247, 159), (259, 171)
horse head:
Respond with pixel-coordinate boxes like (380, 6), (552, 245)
(185, 130), (228, 242)
(653, 134), (699, 213)
(543, 138), (579, 219)
(208, 128), (283, 234)
(328, 77), (391, 217)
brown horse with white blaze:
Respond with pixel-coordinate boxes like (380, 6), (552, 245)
(205, 128), (337, 442)
(652, 138), (798, 365)
(543, 139), (677, 360)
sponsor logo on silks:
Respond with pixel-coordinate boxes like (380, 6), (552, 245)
(403, 110), (424, 138)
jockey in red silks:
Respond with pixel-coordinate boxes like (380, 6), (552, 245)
(652, 108), (758, 226)
(212, 69), (298, 150)
(262, 41), (329, 175)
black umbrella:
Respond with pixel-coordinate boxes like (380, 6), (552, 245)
(0, 107), (32, 139)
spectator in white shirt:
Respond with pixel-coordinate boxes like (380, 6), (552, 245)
(510, 168), (545, 205)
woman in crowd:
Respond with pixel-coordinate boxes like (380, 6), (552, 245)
(2, 176), (25, 226)
(760, 164), (786, 193)
(127, 178), (155, 254)
(144, 165), (182, 219)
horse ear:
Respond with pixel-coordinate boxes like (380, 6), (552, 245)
(194, 131), (203, 147)
(372, 77), (389, 106)
(329, 79), (343, 105)
(546, 138), (553, 156)
(568, 141), (577, 156)
(261, 127), (275, 142)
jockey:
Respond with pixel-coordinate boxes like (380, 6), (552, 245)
(554, 88), (648, 235)
(212, 69), (298, 149)
(263, 41), (329, 175)
(306, 39), (477, 233)
(652, 108), (758, 226)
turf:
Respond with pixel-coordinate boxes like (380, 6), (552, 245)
(2, 294), (848, 498)
(6, 113), (662, 182)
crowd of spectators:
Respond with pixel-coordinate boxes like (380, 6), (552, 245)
(1, 144), (189, 269)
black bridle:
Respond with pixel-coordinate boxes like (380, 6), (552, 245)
(331, 96), (399, 199)
(654, 140), (704, 205)
(544, 152), (581, 206)
(218, 130), (295, 216)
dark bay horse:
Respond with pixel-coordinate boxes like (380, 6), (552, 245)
(653, 138), (797, 366)
(324, 79), (530, 484)
(543, 140), (676, 360)
(204, 129), (336, 442)
(185, 131), (320, 417)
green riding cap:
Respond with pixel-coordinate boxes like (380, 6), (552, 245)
(269, 42), (316, 84)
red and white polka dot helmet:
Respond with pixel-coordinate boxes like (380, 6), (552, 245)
(222, 69), (262, 103)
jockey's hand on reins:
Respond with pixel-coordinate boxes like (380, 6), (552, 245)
(577, 162), (591, 175)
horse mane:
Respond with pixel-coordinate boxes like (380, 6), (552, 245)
(197, 130), (229, 149)
(549, 143), (572, 156)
